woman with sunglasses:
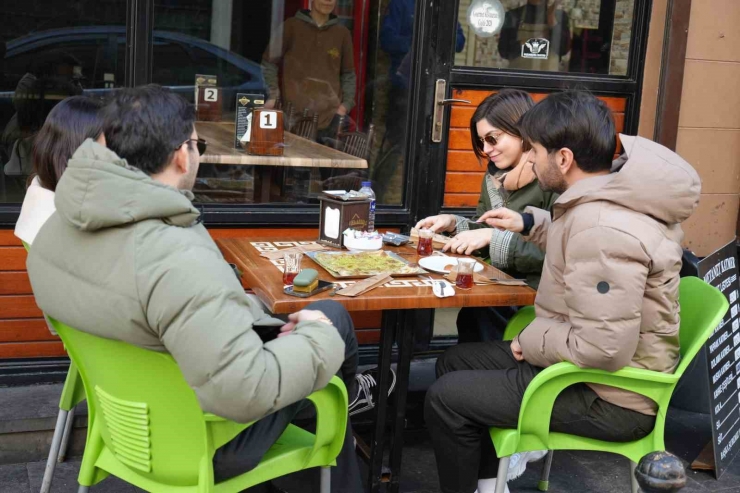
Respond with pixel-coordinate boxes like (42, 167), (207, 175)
(415, 89), (557, 343)
(15, 96), (105, 245)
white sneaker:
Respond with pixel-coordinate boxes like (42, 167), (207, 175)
(475, 477), (511, 493)
(348, 367), (397, 416)
(507, 450), (549, 481)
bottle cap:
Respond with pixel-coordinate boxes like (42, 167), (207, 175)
(361, 181), (372, 187)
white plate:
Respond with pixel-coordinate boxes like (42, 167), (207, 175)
(418, 256), (485, 274)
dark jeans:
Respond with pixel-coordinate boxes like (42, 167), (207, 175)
(424, 342), (656, 493)
(213, 300), (362, 493)
(456, 306), (519, 344)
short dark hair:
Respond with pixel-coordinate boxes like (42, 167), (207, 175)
(518, 91), (616, 173)
(102, 85), (195, 175)
(470, 89), (535, 160)
(32, 96), (104, 191)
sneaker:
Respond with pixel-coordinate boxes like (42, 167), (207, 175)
(475, 478), (511, 493)
(507, 450), (549, 481)
(348, 367), (397, 416)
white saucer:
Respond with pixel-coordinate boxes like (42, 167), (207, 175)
(418, 256), (485, 274)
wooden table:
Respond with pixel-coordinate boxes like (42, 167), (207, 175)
(196, 122), (368, 203)
(217, 237), (536, 493)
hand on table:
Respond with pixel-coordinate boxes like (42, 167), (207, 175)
(264, 99), (277, 109)
(511, 339), (525, 362)
(442, 229), (491, 255)
(279, 309), (333, 337)
(477, 208), (524, 233)
(415, 214), (457, 234)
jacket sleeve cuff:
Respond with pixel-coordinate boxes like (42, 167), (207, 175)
(488, 228), (514, 269)
(518, 316), (571, 367)
(453, 215), (470, 234)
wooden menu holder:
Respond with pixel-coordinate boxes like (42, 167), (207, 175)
(249, 109), (284, 156)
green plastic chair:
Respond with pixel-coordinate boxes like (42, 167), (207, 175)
(47, 317), (348, 493)
(492, 276), (728, 493)
(22, 240), (87, 493)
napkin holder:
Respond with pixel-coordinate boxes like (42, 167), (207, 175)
(318, 196), (371, 248)
(249, 108), (284, 156)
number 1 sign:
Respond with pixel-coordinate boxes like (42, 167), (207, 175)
(249, 108), (284, 156)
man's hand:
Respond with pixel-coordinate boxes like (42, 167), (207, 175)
(279, 309), (333, 337)
(443, 229), (491, 255)
(415, 214), (457, 233)
(511, 338), (525, 362)
(337, 104), (349, 116)
(477, 208), (525, 233)
(264, 99), (277, 109)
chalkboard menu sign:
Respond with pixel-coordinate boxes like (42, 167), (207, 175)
(234, 93), (265, 149)
(699, 240), (740, 478)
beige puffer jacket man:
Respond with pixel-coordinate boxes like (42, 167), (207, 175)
(517, 135), (701, 415)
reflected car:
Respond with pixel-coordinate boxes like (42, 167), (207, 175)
(1, 26), (266, 115)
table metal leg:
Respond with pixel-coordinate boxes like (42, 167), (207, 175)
(388, 310), (416, 493)
(368, 310), (398, 493)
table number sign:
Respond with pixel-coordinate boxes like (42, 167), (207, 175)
(248, 108), (284, 156)
(234, 93), (265, 149)
(195, 74), (221, 122)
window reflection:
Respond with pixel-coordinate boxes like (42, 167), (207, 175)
(456, 0), (634, 76)
(1, 3), (126, 203)
(154, 0), (405, 206)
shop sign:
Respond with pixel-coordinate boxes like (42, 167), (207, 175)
(467, 0), (504, 38)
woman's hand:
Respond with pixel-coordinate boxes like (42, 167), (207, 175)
(442, 229), (492, 256)
(415, 214), (457, 233)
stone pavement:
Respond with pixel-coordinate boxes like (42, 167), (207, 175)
(5, 419), (740, 493)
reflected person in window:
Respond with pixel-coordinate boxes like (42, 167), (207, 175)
(262, 0), (356, 145)
(498, 0), (571, 72)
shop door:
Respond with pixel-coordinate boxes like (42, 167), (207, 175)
(405, 0), (652, 223)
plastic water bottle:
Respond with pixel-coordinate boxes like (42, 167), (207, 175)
(359, 181), (376, 232)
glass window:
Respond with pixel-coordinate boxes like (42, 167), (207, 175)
(456, 0), (635, 76)
(1, 1), (126, 203)
(153, 0), (407, 206)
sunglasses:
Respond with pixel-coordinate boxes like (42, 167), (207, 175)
(180, 138), (207, 156)
(477, 133), (503, 148)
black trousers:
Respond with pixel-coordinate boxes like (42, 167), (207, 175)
(213, 300), (362, 492)
(424, 342), (656, 493)
(456, 306), (519, 344)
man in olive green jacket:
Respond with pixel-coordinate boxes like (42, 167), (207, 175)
(26, 86), (362, 491)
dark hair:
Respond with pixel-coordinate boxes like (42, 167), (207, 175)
(519, 91), (616, 173)
(101, 85), (195, 175)
(32, 96), (104, 191)
(470, 89), (535, 160)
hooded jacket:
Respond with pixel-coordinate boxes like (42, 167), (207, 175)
(26, 139), (346, 423)
(517, 135), (701, 415)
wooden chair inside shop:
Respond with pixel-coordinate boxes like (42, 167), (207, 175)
(291, 109), (319, 142)
(334, 116), (375, 162)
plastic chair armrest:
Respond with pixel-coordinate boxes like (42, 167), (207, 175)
(503, 306), (536, 341)
(517, 362), (677, 444)
(205, 413), (255, 450)
(306, 376), (349, 463)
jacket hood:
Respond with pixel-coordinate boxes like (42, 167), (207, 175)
(296, 9), (340, 28)
(54, 139), (200, 231)
(553, 134), (701, 224)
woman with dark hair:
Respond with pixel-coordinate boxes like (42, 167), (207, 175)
(14, 95), (104, 245)
(416, 89), (557, 338)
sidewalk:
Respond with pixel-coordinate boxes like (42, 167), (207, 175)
(4, 412), (740, 493)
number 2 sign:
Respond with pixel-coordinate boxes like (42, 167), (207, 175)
(204, 88), (219, 102)
(260, 111), (278, 129)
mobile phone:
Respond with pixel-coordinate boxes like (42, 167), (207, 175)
(253, 324), (281, 343)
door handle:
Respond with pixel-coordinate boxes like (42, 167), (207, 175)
(437, 98), (472, 105)
(432, 79), (470, 143)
